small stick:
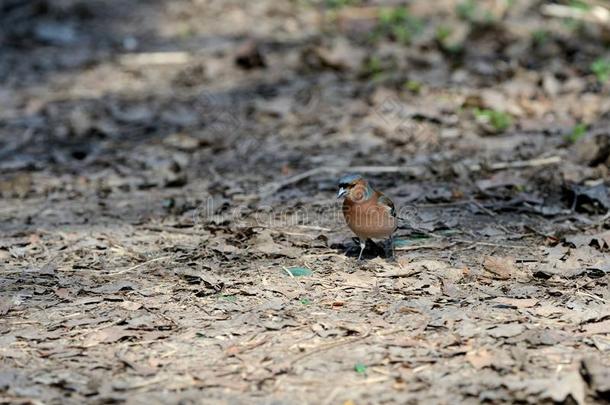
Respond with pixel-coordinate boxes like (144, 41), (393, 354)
(575, 291), (607, 303)
(291, 333), (370, 364)
(141, 225), (202, 235)
(471, 199), (497, 217)
(453, 239), (526, 249)
(282, 266), (295, 278)
(261, 158), (562, 197)
(541, 4), (610, 26)
(468, 156), (562, 172)
(395, 243), (449, 251)
(108, 256), (172, 276)
(120, 52), (193, 66)
(259, 165), (422, 196)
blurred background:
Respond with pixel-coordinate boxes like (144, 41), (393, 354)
(1, 0), (609, 216)
(2, 1), (610, 404)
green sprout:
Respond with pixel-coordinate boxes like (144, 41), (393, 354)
(566, 123), (588, 143)
(435, 25), (464, 53)
(569, 0), (590, 11)
(436, 25), (452, 42)
(591, 58), (610, 83)
(363, 55), (384, 79)
(561, 2), (589, 31)
(532, 29), (550, 46)
(354, 363), (367, 374)
(456, 0), (496, 24)
(474, 108), (513, 132)
(325, 0), (361, 9)
(404, 80), (422, 93)
(457, 0), (477, 21)
(376, 6), (423, 45)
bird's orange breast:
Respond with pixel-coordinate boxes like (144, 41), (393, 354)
(343, 194), (396, 239)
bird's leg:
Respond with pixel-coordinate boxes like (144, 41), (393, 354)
(357, 238), (366, 261)
(385, 235), (396, 261)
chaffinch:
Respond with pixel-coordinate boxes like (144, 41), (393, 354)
(337, 174), (397, 260)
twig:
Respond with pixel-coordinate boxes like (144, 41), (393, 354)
(468, 156), (562, 172)
(119, 52), (193, 66)
(0, 127), (34, 160)
(376, 269), (421, 278)
(296, 225), (332, 232)
(575, 291), (607, 303)
(291, 332), (370, 364)
(453, 239), (526, 249)
(414, 201), (472, 208)
(470, 199), (497, 217)
(395, 243), (450, 251)
(259, 165), (422, 197)
(141, 225), (201, 235)
(282, 266), (295, 278)
(108, 256), (172, 276)
(261, 158), (561, 197)
(541, 4), (610, 26)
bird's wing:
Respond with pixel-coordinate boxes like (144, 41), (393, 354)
(377, 193), (396, 217)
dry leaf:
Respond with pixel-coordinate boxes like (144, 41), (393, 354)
(465, 348), (494, 369)
(83, 326), (137, 347)
(582, 319), (610, 336)
(544, 371), (585, 405)
(483, 256), (517, 279)
(488, 323), (525, 338)
(491, 297), (538, 309)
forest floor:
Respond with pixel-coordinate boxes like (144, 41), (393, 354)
(1, 0), (609, 404)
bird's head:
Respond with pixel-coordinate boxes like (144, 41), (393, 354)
(337, 174), (371, 202)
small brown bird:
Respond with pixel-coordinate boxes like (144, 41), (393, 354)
(337, 174), (397, 260)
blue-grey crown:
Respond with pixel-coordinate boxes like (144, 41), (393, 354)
(338, 173), (363, 188)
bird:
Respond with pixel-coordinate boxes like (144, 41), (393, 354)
(336, 174), (398, 261)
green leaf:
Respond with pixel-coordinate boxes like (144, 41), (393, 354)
(456, 0), (477, 21)
(286, 267), (313, 277)
(404, 80), (422, 93)
(219, 294), (237, 302)
(375, 6), (423, 45)
(393, 238), (415, 248)
(325, 0), (361, 9)
(473, 108), (512, 132)
(569, 0), (590, 11)
(531, 29), (549, 46)
(566, 123), (587, 143)
(591, 58), (610, 83)
(354, 363), (367, 374)
(435, 25), (452, 42)
(300, 297), (311, 305)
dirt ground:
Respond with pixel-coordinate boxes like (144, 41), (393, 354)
(1, 0), (610, 404)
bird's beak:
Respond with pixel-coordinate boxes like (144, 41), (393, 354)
(337, 187), (347, 199)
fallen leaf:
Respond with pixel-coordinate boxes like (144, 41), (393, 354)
(488, 323), (525, 338)
(483, 256), (518, 279)
(465, 348), (494, 369)
(83, 326), (138, 347)
(582, 319), (610, 336)
(491, 297), (538, 308)
(120, 301), (143, 311)
(580, 357), (610, 396)
(235, 39), (266, 69)
(302, 37), (365, 71)
(285, 267), (312, 277)
(565, 231), (610, 250)
(251, 230), (299, 258)
(544, 371), (585, 405)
